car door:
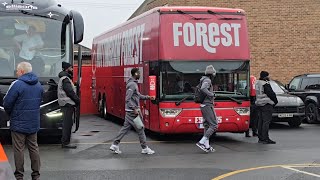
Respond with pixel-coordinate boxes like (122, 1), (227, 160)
(288, 76), (304, 99)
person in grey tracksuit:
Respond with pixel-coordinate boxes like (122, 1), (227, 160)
(110, 68), (155, 154)
(196, 65), (218, 153)
(255, 71), (278, 144)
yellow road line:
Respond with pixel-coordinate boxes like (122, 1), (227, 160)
(212, 164), (320, 180)
(282, 166), (320, 178)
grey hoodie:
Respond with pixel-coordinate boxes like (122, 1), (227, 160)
(200, 76), (215, 106)
(125, 77), (149, 112)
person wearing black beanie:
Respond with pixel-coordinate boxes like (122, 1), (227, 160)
(255, 71), (278, 144)
(260, 71), (269, 80)
(57, 62), (79, 149)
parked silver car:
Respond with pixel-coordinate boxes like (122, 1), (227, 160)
(270, 80), (305, 127)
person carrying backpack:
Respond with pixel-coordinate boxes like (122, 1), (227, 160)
(196, 65), (217, 153)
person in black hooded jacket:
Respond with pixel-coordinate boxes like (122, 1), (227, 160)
(255, 71), (278, 144)
(57, 62), (80, 149)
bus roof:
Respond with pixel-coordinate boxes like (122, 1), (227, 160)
(156, 6), (245, 13)
(94, 6), (245, 40)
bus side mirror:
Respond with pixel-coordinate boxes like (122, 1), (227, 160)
(71, 10), (84, 44)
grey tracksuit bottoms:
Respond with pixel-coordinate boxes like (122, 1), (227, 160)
(113, 111), (147, 149)
(201, 105), (218, 139)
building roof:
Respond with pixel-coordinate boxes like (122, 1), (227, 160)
(74, 44), (91, 57)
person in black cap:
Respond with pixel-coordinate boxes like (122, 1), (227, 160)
(57, 62), (80, 149)
(255, 71), (278, 144)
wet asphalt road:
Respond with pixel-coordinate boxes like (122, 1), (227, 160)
(2, 115), (320, 180)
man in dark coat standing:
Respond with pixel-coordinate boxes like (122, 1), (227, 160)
(58, 62), (80, 149)
(255, 71), (278, 144)
(4, 62), (43, 180)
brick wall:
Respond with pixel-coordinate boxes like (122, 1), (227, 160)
(131, 0), (320, 84)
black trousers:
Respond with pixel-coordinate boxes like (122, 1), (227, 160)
(257, 104), (274, 141)
(61, 105), (74, 145)
(250, 104), (259, 133)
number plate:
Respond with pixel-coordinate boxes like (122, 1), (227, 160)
(278, 113), (294, 118)
(195, 116), (222, 129)
(7, 121), (10, 127)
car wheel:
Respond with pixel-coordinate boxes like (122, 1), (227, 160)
(306, 103), (318, 124)
(288, 117), (302, 128)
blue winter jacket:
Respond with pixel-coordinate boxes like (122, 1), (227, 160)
(3, 73), (43, 134)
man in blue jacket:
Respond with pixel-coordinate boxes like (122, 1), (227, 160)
(3, 62), (43, 180)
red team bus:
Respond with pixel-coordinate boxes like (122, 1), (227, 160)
(91, 6), (251, 134)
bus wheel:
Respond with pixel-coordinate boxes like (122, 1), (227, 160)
(99, 98), (105, 118)
(103, 98), (108, 120)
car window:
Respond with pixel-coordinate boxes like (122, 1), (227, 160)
(270, 81), (285, 94)
(289, 77), (301, 90)
(302, 78), (320, 90)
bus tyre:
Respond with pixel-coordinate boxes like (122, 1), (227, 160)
(288, 117), (302, 128)
(99, 98), (104, 118)
(103, 98), (108, 120)
(306, 103), (318, 124)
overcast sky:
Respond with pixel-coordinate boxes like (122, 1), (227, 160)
(56, 0), (145, 48)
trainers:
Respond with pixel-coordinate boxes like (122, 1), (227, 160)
(141, 147), (155, 155)
(196, 142), (210, 153)
(208, 146), (216, 152)
(109, 144), (122, 154)
(265, 139), (276, 144)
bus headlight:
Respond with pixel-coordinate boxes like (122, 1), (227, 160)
(160, 109), (182, 118)
(46, 109), (63, 118)
(234, 107), (250, 116)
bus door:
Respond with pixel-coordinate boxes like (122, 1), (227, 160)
(139, 68), (151, 129)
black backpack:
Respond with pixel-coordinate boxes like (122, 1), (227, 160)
(194, 82), (206, 103)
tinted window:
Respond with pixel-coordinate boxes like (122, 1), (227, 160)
(0, 16), (69, 78)
(301, 78), (320, 90)
(289, 77), (302, 90)
(160, 61), (249, 100)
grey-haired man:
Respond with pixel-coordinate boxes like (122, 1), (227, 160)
(196, 65), (217, 153)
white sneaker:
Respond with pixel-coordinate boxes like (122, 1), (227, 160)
(208, 146), (216, 153)
(109, 144), (122, 154)
(141, 147), (155, 155)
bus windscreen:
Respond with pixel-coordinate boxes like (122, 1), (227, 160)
(0, 16), (70, 78)
(160, 60), (249, 100)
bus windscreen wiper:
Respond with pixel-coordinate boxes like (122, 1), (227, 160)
(0, 77), (17, 80)
(0, 77), (16, 85)
(215, 94), (242, 104)
(175, 95), (194, 106)
(207, 10), (242, 20)
(177, 10), (210, 20)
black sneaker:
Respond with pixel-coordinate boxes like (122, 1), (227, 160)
(245, 131), (251, 137)
(196, 142), (209, 153)
(258, 139), (266, 144)
(252, 132), (258, 137)
(265, 139), (276, 144)
(62, 144), (77, 149)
